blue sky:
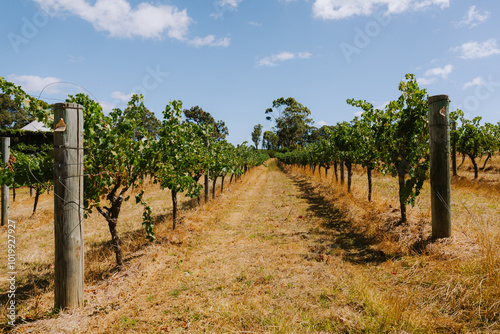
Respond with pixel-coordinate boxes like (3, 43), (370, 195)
(1, 0), (499, 145)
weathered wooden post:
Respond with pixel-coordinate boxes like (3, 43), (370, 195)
(2, 137), (9, 226)
(429, 95), (451, 238)
(53, 103), (84, 309)
(451, 120), (457, 177)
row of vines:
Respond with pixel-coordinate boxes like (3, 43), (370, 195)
(0, 77), (269, 266)
(276, 74), (500, 224)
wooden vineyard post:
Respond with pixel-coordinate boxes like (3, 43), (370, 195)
(53, 103), (84, 309)
(451, 120), (457, 177)
(1, 137), (9, 226)
(428, 95), (451, 238)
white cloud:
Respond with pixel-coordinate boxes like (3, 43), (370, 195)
(424, 64), (453, 79)
(452, 39), (500, 59)
(463, 76), (485, 89)
(111, 91), (133, 102)
(417, 77), (436, 85)
(257, 51), (312, 67)
(312, 0), (449, 20)
(249, 21), (263, 27)
(8, 74), (62, 94)
(220, 0), (243, 9)
(417, 64), (452, 86)
(33, 0), (191, 40)
(211, 0), (243, 19)
(68, 55), (84, 63)
(375, 101), (389, 110)
(298, 52), (312, 59)
(316, 120), (328, 127)
(188, 35), (230, 48)
(457, 6), (490, 28)
(100, 101), (117, 114)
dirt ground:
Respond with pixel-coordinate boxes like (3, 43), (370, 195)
(3, 159), (500, 333)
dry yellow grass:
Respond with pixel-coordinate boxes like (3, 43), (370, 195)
(1, 158), (499, 333)
(287, 154), (500, 331)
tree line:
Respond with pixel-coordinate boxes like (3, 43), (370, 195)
(0, 77), (269, 267)
(273, 74), (500, 224)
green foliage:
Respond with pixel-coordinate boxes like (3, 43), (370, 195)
(66, 93), (155, 265)
(262, 130), (279, 150)
(251, 124), (263, 149)
(0, 76), (268, 265)
(0, 93), (34, 129)
(136, 107), (161, 139)
(210, 140), (237, 179)
(265, 97), (313, 149)
(136, 190), (154, 242)
(453, 109), (486, 178)
(307, 125), (333, 144)
(328, 121), (357, 166)
(183, 105), (228, 141)
(154, 100), (204, 199)
(68, 93), (153, 214)
(277, 74), (430, 223)
(345, 101), (379, 170)
(365, 74), (429, 222)
(0, 76), (52, 127)
(234, 142), (269, 172)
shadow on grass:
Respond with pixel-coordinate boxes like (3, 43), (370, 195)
(284, 171), (388, 265)
(0, 263), (53, 309)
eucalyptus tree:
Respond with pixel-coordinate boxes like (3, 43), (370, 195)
(0, 76), (51, 125)
(0, 93), (34, 129)
(184, 105), (228, 141)
(251, 124), (263, 149)
(265, 97), (313, 149)
(262, 130), (278, 150)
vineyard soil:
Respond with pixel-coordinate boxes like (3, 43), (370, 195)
(1, 158), (500, 333)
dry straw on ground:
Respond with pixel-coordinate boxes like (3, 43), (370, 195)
(1, 157), (500, 333)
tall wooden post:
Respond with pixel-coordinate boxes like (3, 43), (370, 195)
(2, 137), (9, 226)
(53, 103), (84, 309)
(429, 95), (451, 238)
(451, 121), (457, 177)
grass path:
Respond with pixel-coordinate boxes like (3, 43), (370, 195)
(10, 160), (488, 333)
